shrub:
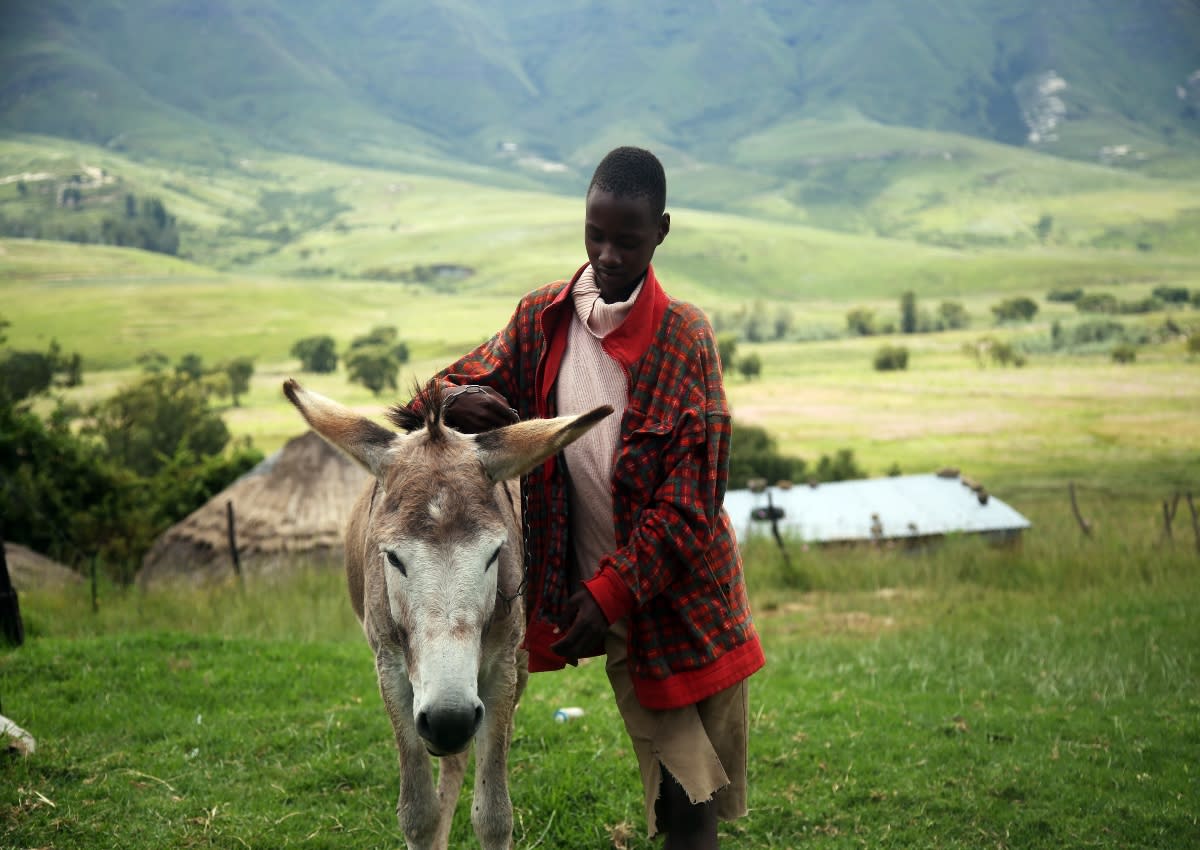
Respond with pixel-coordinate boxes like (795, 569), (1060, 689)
(991, 296), (1039, 322)
(873, 345), (909, 371)
(963, 336), (1026, 367)
(737, 353), (762, 380)
(1117, 297), (1163, 315)
(1111, 343), (1137, 364)
(815, 448), (867, 482)
(1071, 319), (1126, 346)
(727, 423), (866, 490)
(1187, 332), (1200, 356)
(728, 421), (807, 490)
(937, 301), (970, 330)
(1076, 293), (1119, 314)
(1152, 285), (1191, 304)
(846, 307), (876, 336)
(1047, 288), (1084, 303)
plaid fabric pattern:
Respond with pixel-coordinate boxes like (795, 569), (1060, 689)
(433, 264), (764, 709)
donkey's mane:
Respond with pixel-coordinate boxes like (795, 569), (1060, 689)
(385, 380), (447, 440)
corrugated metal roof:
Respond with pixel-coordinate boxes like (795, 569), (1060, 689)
(722, 473), (1031, 544)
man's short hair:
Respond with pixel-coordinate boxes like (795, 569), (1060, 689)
(588, 146), (667, 217)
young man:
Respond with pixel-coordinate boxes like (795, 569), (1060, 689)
(436, 146), (764, 848)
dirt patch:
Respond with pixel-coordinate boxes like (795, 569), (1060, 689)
(816, 610), (897, 636)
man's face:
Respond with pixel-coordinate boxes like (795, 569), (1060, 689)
(584, 188), (670, 302)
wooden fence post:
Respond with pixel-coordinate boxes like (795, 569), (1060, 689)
(1187, 492), (1200, 555)
(226, 500), (243, 582)
(1069, 482), (1093, 538)
(1161, 491), (1180, 546)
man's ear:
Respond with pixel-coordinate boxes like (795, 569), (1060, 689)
(658, 212), (671, 245)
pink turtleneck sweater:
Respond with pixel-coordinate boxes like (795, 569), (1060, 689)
(555, 265), (643, 586)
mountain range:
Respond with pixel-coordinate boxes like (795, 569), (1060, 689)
(3, 0), (1199, 191)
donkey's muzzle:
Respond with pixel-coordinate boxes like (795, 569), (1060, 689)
(417, 701), (484, 755)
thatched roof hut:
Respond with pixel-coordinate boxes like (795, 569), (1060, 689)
(4, 543), (83, 591)
(138, 431), (371, 588)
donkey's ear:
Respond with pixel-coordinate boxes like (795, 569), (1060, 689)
(283, 379), (396, 476)
(473, 405), (613, 483)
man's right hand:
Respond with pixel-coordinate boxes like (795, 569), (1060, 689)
(441, 385), (520, 433)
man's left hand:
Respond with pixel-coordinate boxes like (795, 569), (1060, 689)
(550, 588), (609, 663)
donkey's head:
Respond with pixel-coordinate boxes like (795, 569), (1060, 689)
(284, 379), (610, 755)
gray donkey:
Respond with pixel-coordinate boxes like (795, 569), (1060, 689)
(284, 378), (610, 849)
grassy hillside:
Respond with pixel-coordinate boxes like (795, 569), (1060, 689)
(2, 0), (1198, 179)
(4, 134), (1199, 504)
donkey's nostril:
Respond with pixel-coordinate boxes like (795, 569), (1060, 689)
(417, 702), (485, 755)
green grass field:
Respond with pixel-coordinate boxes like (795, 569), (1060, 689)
(3, 132), (1200, 848)
(3, 510), (1198, 849)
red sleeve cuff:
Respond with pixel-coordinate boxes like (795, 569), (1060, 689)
(583, 567), (635, 624)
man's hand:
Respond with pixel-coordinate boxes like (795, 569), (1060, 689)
(550, 588), (609, 663)
(441, 385), (519, 433)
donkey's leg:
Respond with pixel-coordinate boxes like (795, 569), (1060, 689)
(378, 657), (440, 850)
(470, 664), (522, 850)
(431, 750), (469, 850)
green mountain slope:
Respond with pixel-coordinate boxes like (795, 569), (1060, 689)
(3, 0), (1198, 178)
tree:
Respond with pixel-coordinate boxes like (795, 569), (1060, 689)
(846, 307), (876, 336)
(347, 346), (399, 396)
(0, 337), (84, 401)
(937, 301), (970, 330)
(991, 296), (1039, 323)
(1, 388), (260, 582)
(1152, 285), (1190, 304)
(137, 350), (169, 373)
(727, 421), (807, 490)
(772, 306), (794, 340)
(291, 335), (339, 373)
(717, 334), (739, 371)
(351, 325), (400, 349)
(815, 448), (866, 482)
(350, 326), (408, 367)
(736, 353), (762, 381)
(1034, 214), (1054, 244)
(85, 373), (230, 477)
(900, 291), (918, 334)
(176, 352), (206, 381)
(223, 357), (255, 407)
(743, 301), (769, 342)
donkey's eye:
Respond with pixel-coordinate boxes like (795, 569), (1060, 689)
(485, 546), (501, 572)
(385, 551), (407, 576)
